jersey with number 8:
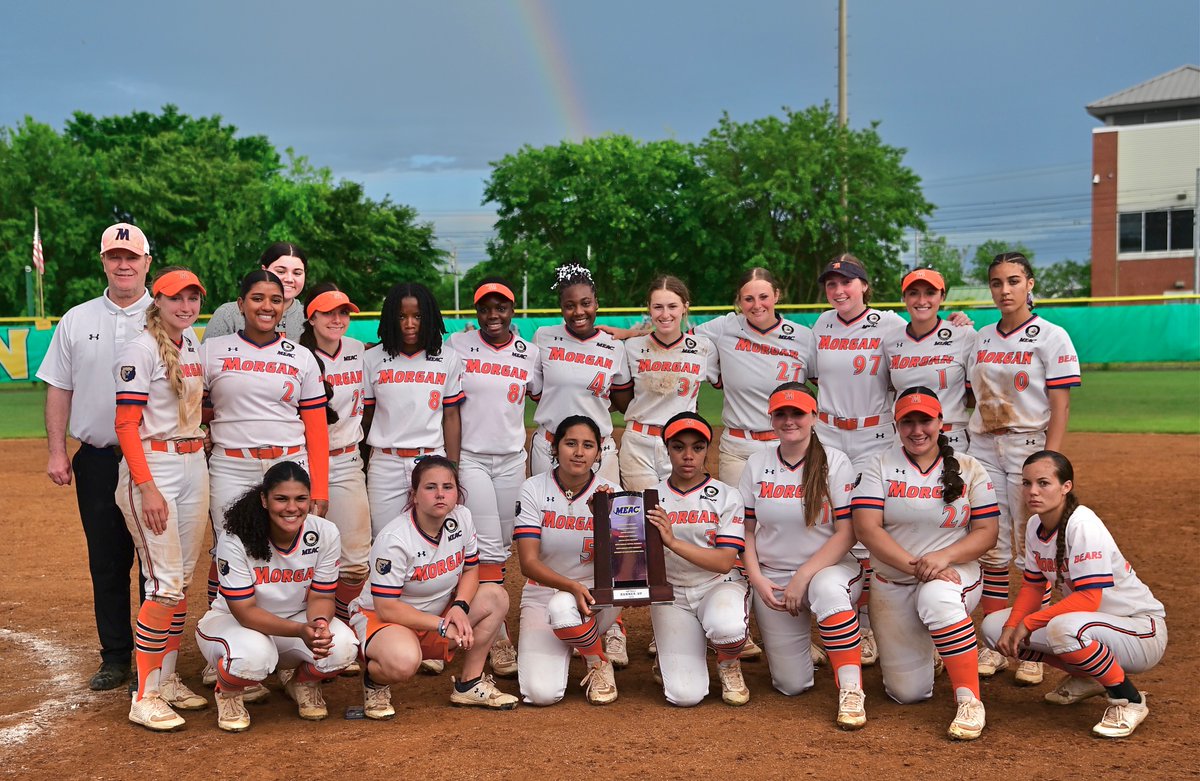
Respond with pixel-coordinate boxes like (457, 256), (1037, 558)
(513, 471), (619, 585)
(448, 329), (542, 454)
(362, 344), (465, 449)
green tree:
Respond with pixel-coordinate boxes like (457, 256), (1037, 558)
(1034, 258), (1091, 299)
(968, 239), (1035, 284)
(914, 233), (967, 288)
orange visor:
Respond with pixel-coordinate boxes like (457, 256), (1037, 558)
(902, 268), (946, 292)
(768, 389), (816, 415)
(662, 416), (713, 444)
(152, 269), (206, 297)
(306, 290), (360, 318)
(894, 392), (943, 419)
(474, 283), (515, 304)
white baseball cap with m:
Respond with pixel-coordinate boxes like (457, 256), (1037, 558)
(100, 223), (150, 255)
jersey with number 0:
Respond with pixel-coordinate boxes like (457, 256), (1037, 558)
(514, 471), (619, 586)
(212, 515), (340, 616)
(654, 475), (745, 588)
(692, 313), (816, 432)
(201, 333), (327, 449)
(360, 506), (479, 614)
(739, 444), (856, 572)
(531, 325), (630, 438)
(968, 315), (1081, 435)
(363, 345), (465, 449)
(448, 330), (542, 454)
(882, 319), (977, 428)
(1023, 505), (1163, 618)
(811, 308), (906, 418)
(622, 333), (719, 426)
(115, 328), (204, 440)
(851, 444), (999, 584)
(314, 337), (366, 451)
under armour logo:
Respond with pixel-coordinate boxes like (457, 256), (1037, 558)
(469, 347), (480, 352)
(88, 334), (100, 340)
(416, 551), (427, 558)
(875, 432), (887, 439)
(1025, 439), (1038, 446)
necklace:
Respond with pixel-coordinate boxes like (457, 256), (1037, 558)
(564, 488), (574, 500)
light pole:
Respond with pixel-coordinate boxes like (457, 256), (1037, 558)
(444, 239), (459, 312)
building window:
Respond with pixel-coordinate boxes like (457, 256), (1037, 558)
(1118, 208), (1195, 253)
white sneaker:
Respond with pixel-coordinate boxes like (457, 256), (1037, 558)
(201, 663), (217, 687)
(718, 661), (750, 706)
(159, 673), (208, 710)
(241, 682), (269, 703)
(420, 659), (445, 675)
(1015, 660), (1044, 686)
(978, 647), (1009, 677)
(811, 642), (828, 667)
(860, 629), (878, 667)
(215, 691), (250, 732)
(363, 681), (395, 720)
(1045, 674), (1106, 706)
(604, 625), (629, 668)
(581, 660), (618, 705)
(281, 668), (327, 720)
(450, 674), (519, 710)
(651, 658), (663, 685)
(1093, 694), (1149, 738)
(740, 636), (764, 660)
(128, 693), (185, 731)
(648, 638), (658, 657)
(836, 686), (867, 730)
(489, 639), (518, 678)
(948, 697), (986, 740)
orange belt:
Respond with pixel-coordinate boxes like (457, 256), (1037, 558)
(727, 428), (778, 442)
(379, 446), (438, 458)
(817, 412), (882, 431)
(542, 430), (555, 443)
(329, 445), (358, 457)
(223, 445), (302, 460)
(148, 438), (204, 454)
(629, 421), (663, 437)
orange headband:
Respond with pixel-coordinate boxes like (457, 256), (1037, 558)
(306, 290), (360, 319)
(474, 282), (515, 304)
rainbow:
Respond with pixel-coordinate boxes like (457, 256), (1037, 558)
(514, 0), (590, 139)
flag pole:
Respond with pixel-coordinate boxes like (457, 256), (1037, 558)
(34, 207), (45, 319)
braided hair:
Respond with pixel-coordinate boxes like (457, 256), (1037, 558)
(223, 461), (312, 562)
(299, 282), (342, 426)
(551, 263), (595, 298)
(772, 382), (829, 527)
(1023, 450), (1080, 578)
(896, 386), (964, 503)
(378, 282), (445, 358)
(146, 266), (200, 428)
(988, 251), (1036, 311)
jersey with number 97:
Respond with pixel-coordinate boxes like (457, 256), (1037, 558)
(513, 471), (619, 586)
(810, 308), (906, 419)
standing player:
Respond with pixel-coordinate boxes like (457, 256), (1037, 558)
(970, 252), (1081, 686)
(197, 462), (357, 731)
(299, 284), (371, 628)
(363, 282), (464, 538)
(202, 242), (309, 340)
(448, 278), (541, 679)
(619, 276), (719, 491)
(349, 456), (518, 718)
(647, 412), (750, 707)
(514, 416), (623, 706)
(852, 388), (999, 740)
(739, 385), (866, 730)
(982, 452), (1166, 738)
(115, 268), (211, 730)
(38, 222), (153, 690)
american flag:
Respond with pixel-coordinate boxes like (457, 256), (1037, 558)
(32, 211), (44, 274)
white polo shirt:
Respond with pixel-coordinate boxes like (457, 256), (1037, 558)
(36, 289), (151, 447)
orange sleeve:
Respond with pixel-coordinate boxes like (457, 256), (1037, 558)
(115, 405), (153, 485)
(1003, 579), (1046, 629)
(300, 406), (330, 502)
(1022, 588), (1103, 632)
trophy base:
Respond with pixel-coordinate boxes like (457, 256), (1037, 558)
(592, 584), (675, 608)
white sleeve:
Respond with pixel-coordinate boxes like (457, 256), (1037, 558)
(35, 309), (75, 389)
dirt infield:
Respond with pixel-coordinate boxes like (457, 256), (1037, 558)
(1, 433), (1196, 781)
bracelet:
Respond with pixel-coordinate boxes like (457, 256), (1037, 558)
(452, 599), (470, 615)
(312, 616), (330, 626)
(437, 618), (448, 638)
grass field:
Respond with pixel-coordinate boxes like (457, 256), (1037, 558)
(5, 368), (1197, 440)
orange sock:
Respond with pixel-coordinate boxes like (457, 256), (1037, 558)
(930, 617), (980, 700)
(981, 568), (1009, 615)
(334, 579), (364, 622)
(554, 618), (607, 661)
(160, 600), (187, 679)
(818, 610), (862, 688)
(293, 661), (336, 683)
(134, 600), (174, 699)
(1055, 640), (1125, 687)
(215, 664), (259, 693)
(713, 635), (747, 664)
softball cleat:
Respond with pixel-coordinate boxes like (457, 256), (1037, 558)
(977, 647), (1009, 677)
(1045, 674), (1106, 706)
(718, 661), (750, 706)
(1092, 694), (1149, 738)
(948, 698), (986, 741)
(450, 674), (519, 710)
(215, 691), (250, 732)
(159, 673), (208, 710)
(128, 693), (186, 732)
(836, 686), (867, 730)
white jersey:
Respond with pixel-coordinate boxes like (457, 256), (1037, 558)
(514, 471), (620, 586)
(363, 344), (465, 449)
(739, 444), (857, 573)
(359, 506), (480, 614)
(1023, 505), (1164, 618)
(968, 315), (1081, 435)
(314, 337), (366, 451)
(692, 313), (816, 432)
(201, 333), (327, 449)
(212, 514), (340, 616)
(882, 319), (977, 428)
(114, 328), (204, 440)
(653, 475), (745, 588)
(851, 444), (999, 584)
(623, 333), (719, 426)
(35, 290), (150, 447)
(811, 308), (906, 419)
(531, 325), (631, 438)
(448, 330), (542, 455)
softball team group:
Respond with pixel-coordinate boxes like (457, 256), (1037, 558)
(105, 230), (1167, 741)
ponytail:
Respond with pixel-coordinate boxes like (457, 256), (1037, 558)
(802, 433), (831, 527)
(1023, 450), (1079, 579)
(299, 282), (342, 427)
(937, 433), (964, 503)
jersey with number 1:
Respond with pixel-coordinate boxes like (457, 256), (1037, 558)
(363, 345), (465, 449)
(314, 336), (366, 451)
(851, 444), (998, 584)
(622, 333), (719, 426)
(514, 471), (619, 586)
(212, 514), (340, 616)
(115, 328), (204, 440)
(201, 333), (327, 449)
(360, 506), (479, 614)
(654, 475), (745, 588)
(448, 330), (542, 455)
(811, 308), (906, 418)
(882, 319), (977, 429)
(531, 325), (630, 438)
(691, 313), (816, 432)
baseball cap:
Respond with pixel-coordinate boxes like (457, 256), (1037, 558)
(306, 290), (360, 319)
(100, 223), (150, 256)
(818, 256), (868, 284)
(895, 391), (943, 420)
(474, 282), (515, 304)
(662, 411), (713, 444)
(902, 268), (946, 292)
(768, 388), (817, 415)
(152, 269), (207, 297)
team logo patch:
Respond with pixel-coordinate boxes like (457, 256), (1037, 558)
(444, 518), (459, 534)
(937, 328), (952, 340)
(703, 485), (719, 498)
(303, 530), (319, 547)
(376, 558), (392, 575)
(1025, 325), (1040, 337)
(851, 473), (862, 488)
(782, 323), (794, 335)
(866, 313), (880, 324)
(217, 558), (230, 576)
(281, 340), (295, 351)
(685, 337), (697, 349)
(120, 365), (136, 382)
(515, 340), (527, 352)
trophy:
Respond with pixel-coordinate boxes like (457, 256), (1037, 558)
(591, 489), (674, 607)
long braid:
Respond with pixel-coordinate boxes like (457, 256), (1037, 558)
(802, 431), (831, 527)
(145, 303), (187, 427)
(1024, 450), (1079, 584)
(299, 307), (340, 426)
(937, 432), (965, 503)
(1053, 491), (1080, 581)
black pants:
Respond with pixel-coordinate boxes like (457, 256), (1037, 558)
(73, 444), (145, 666)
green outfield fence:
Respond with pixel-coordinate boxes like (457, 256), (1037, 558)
(1, 298), (1197, 383)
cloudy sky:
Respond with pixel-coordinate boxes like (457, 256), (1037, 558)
(3, 0), (1197, 270)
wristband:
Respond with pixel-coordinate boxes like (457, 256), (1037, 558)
(437, 618), (448, 637)
(312, 616), (330, 626)
(452, 599), (470, 615)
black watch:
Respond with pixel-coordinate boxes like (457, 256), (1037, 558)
(452, 599), (470, 615)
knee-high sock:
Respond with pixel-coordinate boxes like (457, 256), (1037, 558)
(294, 660), (339, 683)
(160, 599), (188, 679)
(334, 579), (365, 623)
(207, 560), (219, 606)
(554, 618), (607, 663)
(712, 635), (748, 664)
(818, 610), (862, 689)
(981, 567), (1010, 615)
(930, 617), (980, 701)
(1055, 640), (1126, 687)
(134, 600), (174, 700)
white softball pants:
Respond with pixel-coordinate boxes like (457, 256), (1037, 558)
(530, 427), (619, 484)
(651, 575), (749, 707)
(208, 449), (309, 543)
(715, 431), (775, 488)
(517, 583), (621, 706)
(969, 430), (1045, 570)
(196, 609), (358, 682)
(617, 427), (670, 491)
(327, 449), (371, 581)
(367, 447), (445, 538)
(981, 609), (1167, 676)
(459, 449), (527, 574)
